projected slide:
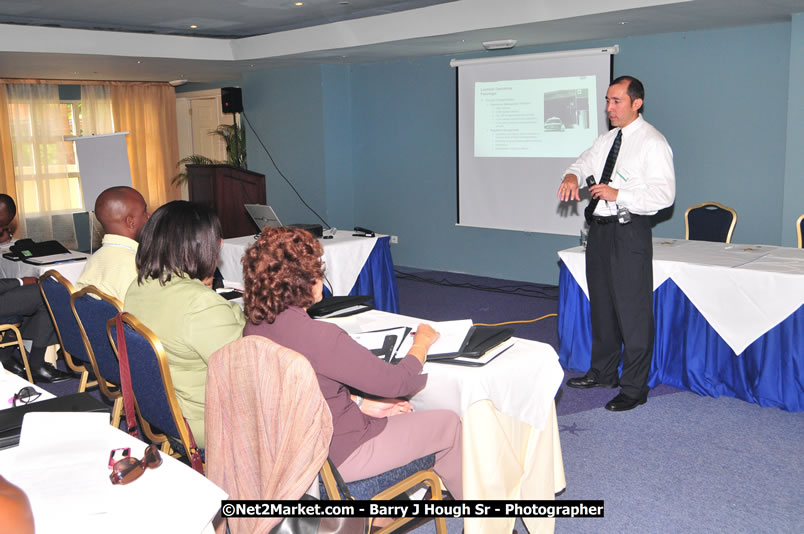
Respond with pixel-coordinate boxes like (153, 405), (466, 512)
(474, 76), (598, 158)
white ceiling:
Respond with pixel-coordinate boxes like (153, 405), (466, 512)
(0, 0), (802, 83)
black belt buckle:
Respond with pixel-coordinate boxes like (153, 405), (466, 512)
(592, 216), (617, 225)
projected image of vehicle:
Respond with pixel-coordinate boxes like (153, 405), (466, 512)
(544, 117), (565, 132)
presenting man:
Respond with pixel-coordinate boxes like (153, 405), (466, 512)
(76, 186), (149, 302)
(557, 76), (675, 411)
(0, 195), (72, 382)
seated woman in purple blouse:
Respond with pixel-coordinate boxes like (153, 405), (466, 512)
(242, 227), (463, 499)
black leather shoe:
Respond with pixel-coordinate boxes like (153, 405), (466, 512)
(0, 357), (27, 378)
(31, 362), (74, 383)
(605, 392), (647, 412)
(566, 375), (619, 389)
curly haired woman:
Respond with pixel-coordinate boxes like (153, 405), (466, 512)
(242, 227), (463, 499)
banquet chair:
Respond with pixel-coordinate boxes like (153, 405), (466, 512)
(0, 317), (33, 382)
(106, 312), (201, 466)
(205, 336), (351, 534)
(684, 201), (738, 243)
(797, 213), (803, 248)
(39, 270), (95, 392)
(319, 454), (446, 534)
(71, 286), (124, 427)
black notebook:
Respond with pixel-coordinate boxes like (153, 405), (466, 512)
(427, 326), (515, 365)
(307, 295), (373, 319)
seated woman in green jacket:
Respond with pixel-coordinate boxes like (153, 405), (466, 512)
(124, 200), (245, 448)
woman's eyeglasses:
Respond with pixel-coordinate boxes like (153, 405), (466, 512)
(9, 386), (41, 407)
(109, 444), (162, 485)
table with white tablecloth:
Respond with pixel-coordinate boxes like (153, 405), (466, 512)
(558, 238), (804, 411)
(218, 233), (399, 313)
(0, 382), (226, 534)
(329, 310), (566, 534)
(0, 249), (89, 284)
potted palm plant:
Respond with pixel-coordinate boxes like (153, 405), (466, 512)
(171, 122), (247, 184)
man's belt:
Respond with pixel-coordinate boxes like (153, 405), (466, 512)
(590, 215), (619, 224)
(590, 214), (643, 225)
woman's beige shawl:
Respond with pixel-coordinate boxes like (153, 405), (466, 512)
(206, 335), (333, 534)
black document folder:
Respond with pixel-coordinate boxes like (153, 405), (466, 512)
(307, 295), (373, 319)
(427, 326), (515, 364)
(0, 393), (110, 450)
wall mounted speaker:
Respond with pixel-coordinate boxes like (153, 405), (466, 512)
(221, 87), (243, 114)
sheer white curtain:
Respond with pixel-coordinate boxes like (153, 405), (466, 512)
(6, 84), (81, 246)
(81, 85), (114, 135)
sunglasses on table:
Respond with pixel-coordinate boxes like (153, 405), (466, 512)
(9, 386), (42, 407)
(109, 444), (163, 485)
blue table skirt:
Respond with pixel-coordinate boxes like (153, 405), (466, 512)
(322, 236), (399, 313)
(558, 263), (804, 411)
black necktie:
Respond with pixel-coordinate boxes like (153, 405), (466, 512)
(585, 129), (622, 223)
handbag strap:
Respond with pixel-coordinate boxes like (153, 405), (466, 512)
(326, 458), (355, 500)
(113, 314), (204, 475)
(115, 313), (140, 439)
(182, 416), (204, 475)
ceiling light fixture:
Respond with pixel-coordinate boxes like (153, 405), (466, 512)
(618, 21), (629, 25)
(295, 2), (304, 5)
(168, 79), (188, 87)
(482, 39), (517, 51)
(190, 24), (198, 29)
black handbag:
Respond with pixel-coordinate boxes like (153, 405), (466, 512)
(268, 460), (368, 534)
(268, 496), (367, 534)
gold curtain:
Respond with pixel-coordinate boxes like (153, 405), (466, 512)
(111, 84), (180, 210)
(0, 84), (16, 199)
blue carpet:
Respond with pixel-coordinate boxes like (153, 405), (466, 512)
(555, 391), (804, 533)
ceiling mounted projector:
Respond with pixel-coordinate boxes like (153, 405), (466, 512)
(482, 39), (517, 50)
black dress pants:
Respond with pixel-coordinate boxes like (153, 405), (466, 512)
(0, 282), (57, 369)
(584, 215), (654, 398)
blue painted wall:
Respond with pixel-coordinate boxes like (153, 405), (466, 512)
(783, 13), (804, 247)
(241, 66), (329, 228)
(236, 21), (801, 284)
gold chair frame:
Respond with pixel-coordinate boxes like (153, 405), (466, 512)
(38, 270), (96, 392)
(319, 461), (447, 534)
(684, 201), (738, 243)
(796, 213), (803, 248)
(0, 321), (33, 383)
(71, 286), (124, 427)
(106, 312), (199, 462)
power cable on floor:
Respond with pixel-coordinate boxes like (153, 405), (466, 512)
(474, 313), (558, 327)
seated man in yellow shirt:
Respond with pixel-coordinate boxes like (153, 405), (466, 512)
(76, 186), (149, 302)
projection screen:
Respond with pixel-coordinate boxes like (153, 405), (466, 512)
(453, 46), (617, 235)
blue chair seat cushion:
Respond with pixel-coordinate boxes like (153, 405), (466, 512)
(0, 316), (24, 325)
(320, 453), (435, 500)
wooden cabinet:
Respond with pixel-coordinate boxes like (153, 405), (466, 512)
(186, 164), (265, 238)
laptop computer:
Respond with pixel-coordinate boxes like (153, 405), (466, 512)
(245, 204), (283, 231)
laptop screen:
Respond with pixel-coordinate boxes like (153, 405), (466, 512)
(245, 204), (282, 231)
